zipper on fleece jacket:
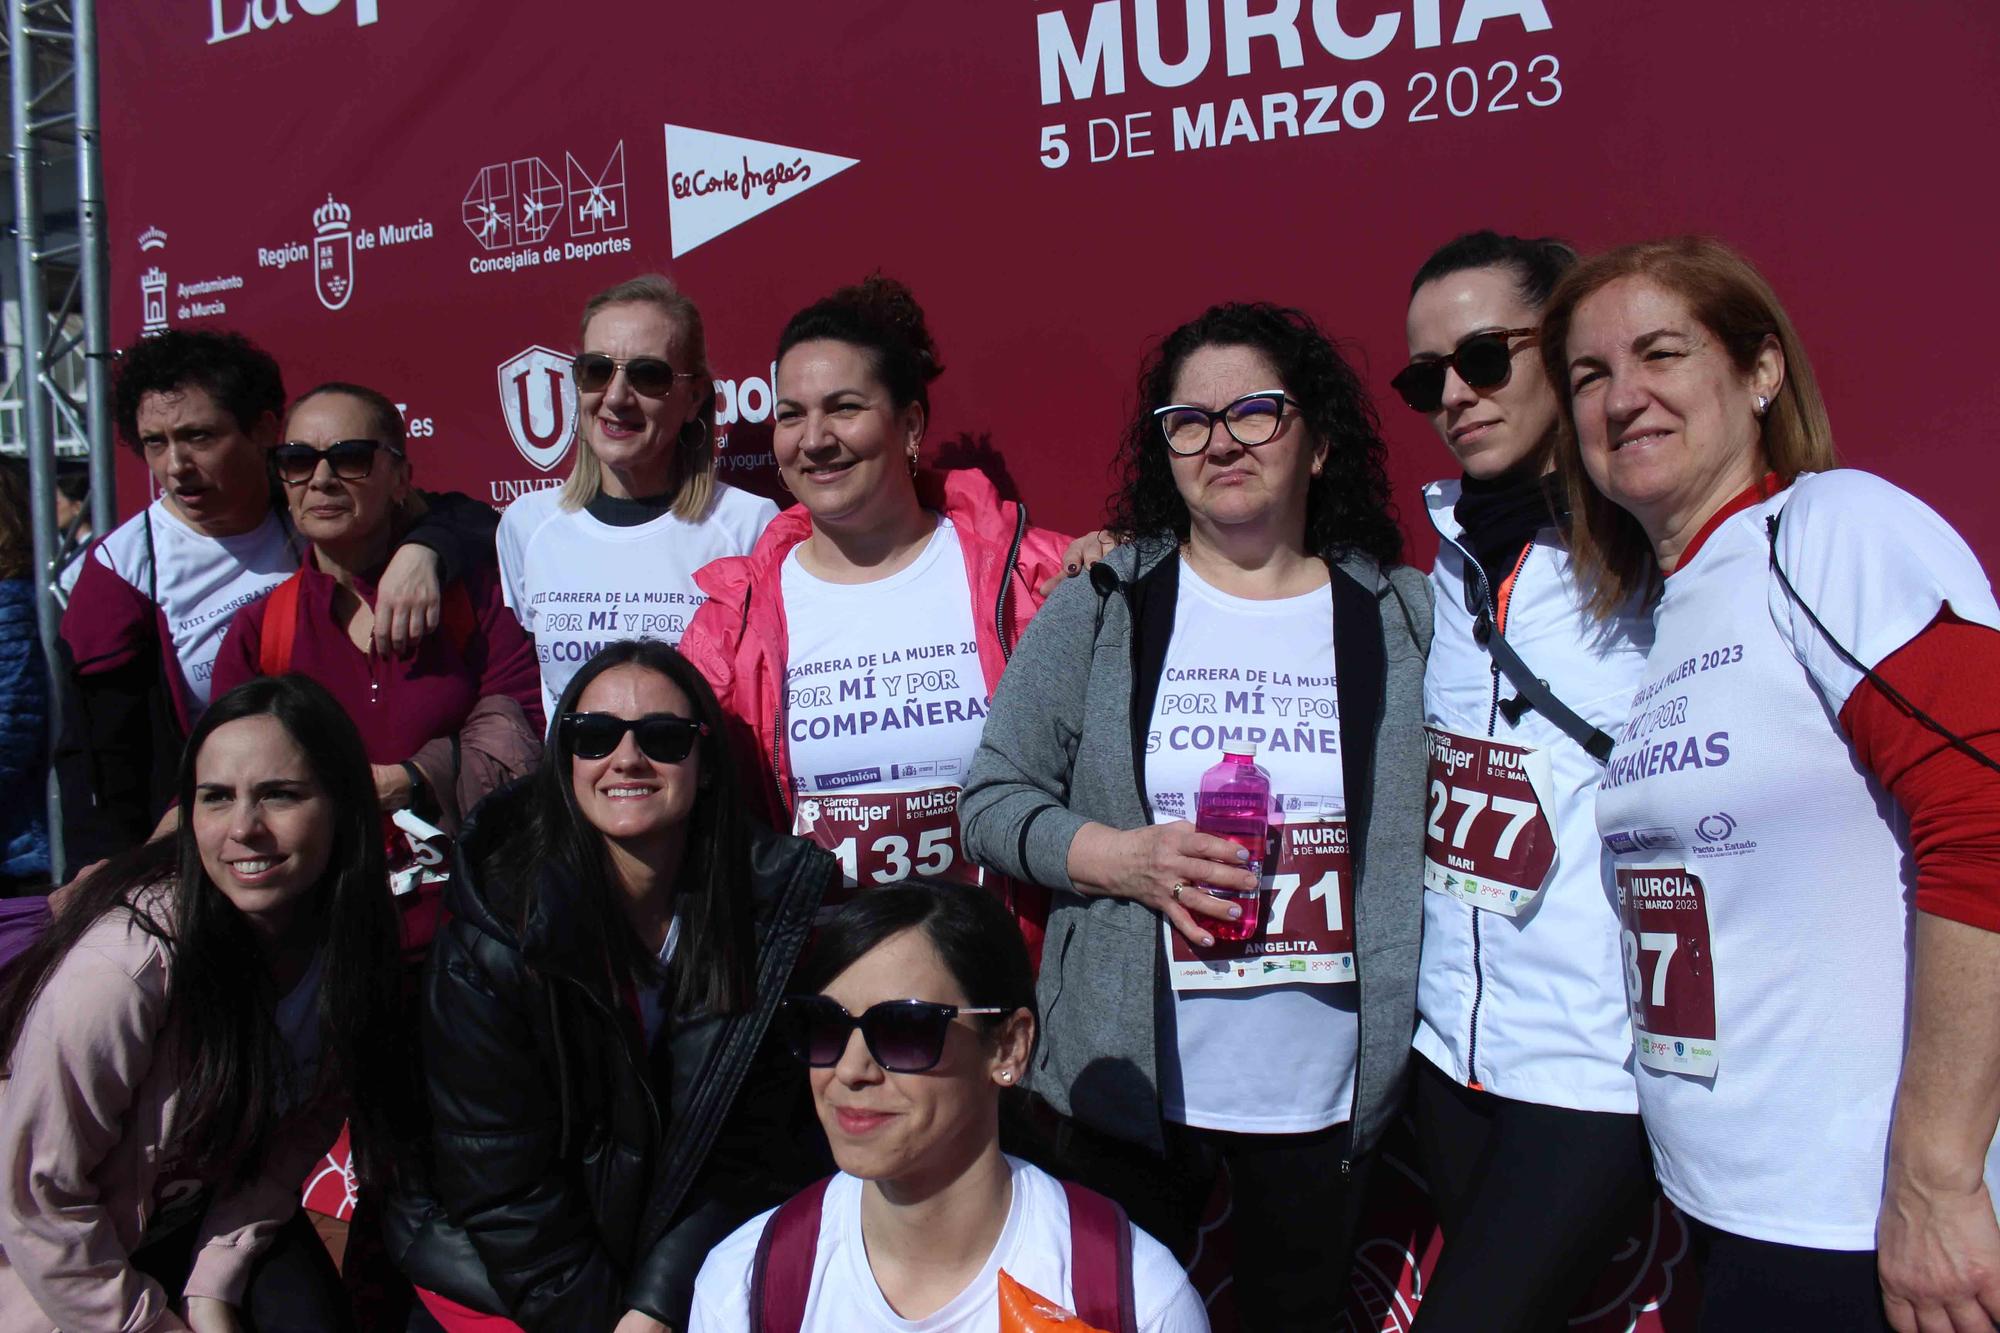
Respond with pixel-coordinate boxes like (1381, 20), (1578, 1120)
(992, 503), (1029, 662)
(1447, 532), (1534, 1091)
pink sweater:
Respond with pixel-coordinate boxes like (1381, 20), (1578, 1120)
(0, 893), (344, 1331)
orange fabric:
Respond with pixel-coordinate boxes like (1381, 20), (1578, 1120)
(1838, 613), (2000, 933)
(998, 1269), (1114, 1332)
(1492, 542), (1533, 634)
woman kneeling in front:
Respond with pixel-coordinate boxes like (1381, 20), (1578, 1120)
(689, 882), (1208, 1331)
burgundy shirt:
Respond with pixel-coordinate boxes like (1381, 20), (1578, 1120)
(211, 557), (543, 765)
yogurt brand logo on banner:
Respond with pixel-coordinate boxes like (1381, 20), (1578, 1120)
(208, 0), (379, 45)
(663, 125), (858, 258)
(313, 194), (355, 311)
(497, 346), (578, 473)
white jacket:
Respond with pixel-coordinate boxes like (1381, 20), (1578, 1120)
(1412, 479), (1651, 1113)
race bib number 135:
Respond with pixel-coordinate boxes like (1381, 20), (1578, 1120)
(794, 785), (983, 911)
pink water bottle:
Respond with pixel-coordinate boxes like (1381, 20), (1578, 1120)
(1194, 741), (1271, 942)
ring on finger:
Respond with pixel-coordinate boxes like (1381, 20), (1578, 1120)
(1170, 881), (1189, 902)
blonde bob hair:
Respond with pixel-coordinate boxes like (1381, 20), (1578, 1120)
(1541, 236), (1838, 619)
(559, 274), (718, 521)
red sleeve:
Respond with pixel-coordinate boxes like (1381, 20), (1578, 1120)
(466, 567), (544, 733)
(209, 599), (267, 699)
(58, 553), (155, 675)
(1838, 612), (2000, 933)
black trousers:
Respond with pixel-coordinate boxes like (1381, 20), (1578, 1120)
(1410, 1057), (1656, 1332)
(1047, 1108), (1367, 1332)
(131, 1208), (353, 1333)
(1689, 1220), (1895, 1333)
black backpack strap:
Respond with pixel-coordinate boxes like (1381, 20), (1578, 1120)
(1478, 614), (1616, 763)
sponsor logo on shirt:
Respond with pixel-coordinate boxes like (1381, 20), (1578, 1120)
(1690, 811), (1759, 860)
(814, 766), (886, 791)
(1604, 825), (1682, 855)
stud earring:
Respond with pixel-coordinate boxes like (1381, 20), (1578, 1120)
(1754, 395), (1770, 417)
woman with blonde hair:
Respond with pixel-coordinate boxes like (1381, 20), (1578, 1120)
(498, 275), (778, 722)
(1545, 235), (2000, 1333)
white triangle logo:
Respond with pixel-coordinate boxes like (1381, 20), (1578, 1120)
(663, 125), (858, 259)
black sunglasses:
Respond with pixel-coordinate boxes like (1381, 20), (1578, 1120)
(560, 711), (708, 763)
(1390, 328), (1540, 413)
(778, 995), (1010, 1074)
(570, 352), (699, 398)
(273, 438), (401, 485)
(1152, 389), (1294, 456)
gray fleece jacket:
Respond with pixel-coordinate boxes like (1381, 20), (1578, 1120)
(962, 537), (1433, 1158)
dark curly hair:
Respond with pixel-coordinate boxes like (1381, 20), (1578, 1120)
(1106, 302), (1402, 566)
(112, 328), (286, 453)
(777, 274), (944, 414)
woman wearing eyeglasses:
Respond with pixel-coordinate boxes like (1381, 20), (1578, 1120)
(688, 881), (1207, 1331)
(962, 302), (1430, 1330)
(497, 275), (780, 725)
(679, 276), (1070, 957)
(213, 382), (545, 831)
(391, 639), (835, 1333)
(1389, 233), (1657, 1332)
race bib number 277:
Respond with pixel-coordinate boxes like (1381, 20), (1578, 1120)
(1422, 726), (1557, 917)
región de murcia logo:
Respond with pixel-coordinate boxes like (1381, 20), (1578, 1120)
(313, 194), (355, 312)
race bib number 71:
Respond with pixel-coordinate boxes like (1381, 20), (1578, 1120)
(1167, 804), (1355, 993)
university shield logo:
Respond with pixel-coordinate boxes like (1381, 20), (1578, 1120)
(312, 194), (355, 311)
(497, 345), (577, 472)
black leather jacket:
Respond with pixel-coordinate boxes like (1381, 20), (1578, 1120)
(386, 783), (834, 1329)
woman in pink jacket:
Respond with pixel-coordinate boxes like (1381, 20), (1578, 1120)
(680, 276), (1070, 959)
(0, 674), (417, 1332)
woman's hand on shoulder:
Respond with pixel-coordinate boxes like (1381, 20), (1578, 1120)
(375, 543), (443, 657)
(185, 1296), (244, 1333)
(1066, 820), (1256, 947)
(1037, 529), (1124, 596)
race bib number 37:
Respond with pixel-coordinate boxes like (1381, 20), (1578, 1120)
(1615, 864), (1719, 1077)
(1167, 805), (1354, 993)
(794, 785), (983, 909)
(1422, 727), (1557, 917)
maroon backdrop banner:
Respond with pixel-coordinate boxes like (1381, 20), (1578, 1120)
(101, 5), (2000, 1327)
(104, 2), (2000, 579)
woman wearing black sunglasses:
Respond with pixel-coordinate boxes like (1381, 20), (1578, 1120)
(387, 639), (836, 1333)
(497, 275), (779, 726)
(1393, 232), (1656, 1332)
(687, 881), (1207, 1331)
(963, 302), (1430, 1330)
(214, 382), (545, 835)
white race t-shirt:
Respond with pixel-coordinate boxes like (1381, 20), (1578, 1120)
(782, 520), (991, 898)
(687, 1158), (1209, 1333)
(1595, 470), (2000, 1248)
(84, 498), (298, 709)
(1144, 561), (1355, 1134)
(497, 483), (777, 722)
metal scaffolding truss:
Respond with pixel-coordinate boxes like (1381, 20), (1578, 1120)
(5, 0), (110, 878)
